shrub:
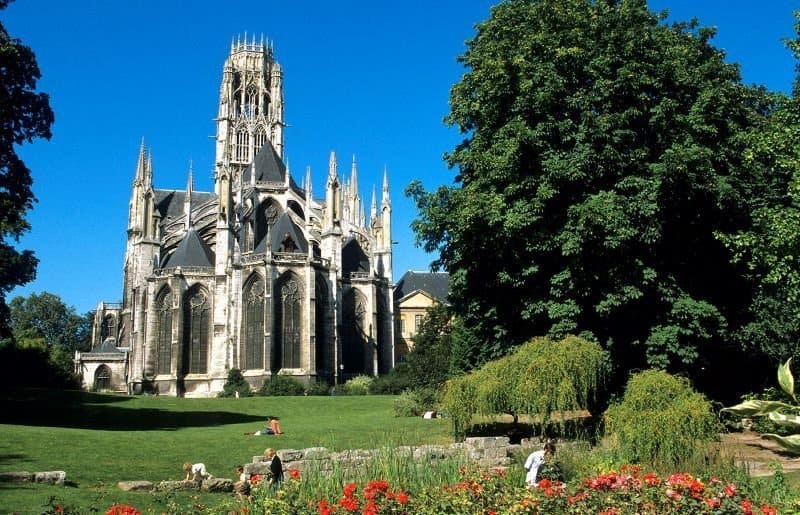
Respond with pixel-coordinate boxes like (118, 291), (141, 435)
(442, 335), (607, 439)
(259, 374), (306, 396)
(393, 389), (436, 417)
(604, 369), (719, 469)
(339, 375), (373, 395)
(305, 380), (331, 396)
(219, 368), (252, 397)
(369, 366), (411, 394)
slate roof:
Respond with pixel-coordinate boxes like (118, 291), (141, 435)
(393, 271), (450, 304)
(161, 226), (215, 268)
(254, 212), (308, 253)
(243, 140), (304, 196)
(90, 339), (123, 353)
(154, 190), (217, 220)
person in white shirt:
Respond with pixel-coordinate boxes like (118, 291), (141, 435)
(524, 440), (556, 486)
(183, 462), (212, 481)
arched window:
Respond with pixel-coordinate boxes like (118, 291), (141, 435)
(100, 314), (116, 342)
(94, 365), (112, 391)
(155, 289), (173, 375)
(254, 126), (267, 155)
(276, 274), (302, 369)
(234, 127), (250, 162)
(245, 86), (258, 117)
(242, 276), (265, 370)
(182, 286), (210, 374)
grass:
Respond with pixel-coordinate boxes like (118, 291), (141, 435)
(0, 388), (453, 514)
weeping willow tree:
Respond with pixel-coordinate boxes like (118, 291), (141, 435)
(441, 335), (608, 439)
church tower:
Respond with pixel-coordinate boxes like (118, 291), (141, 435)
(82, 36), (394, 396)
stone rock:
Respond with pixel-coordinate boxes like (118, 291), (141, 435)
(0, 471), (33, 482)
(156, 480), (199, 492)
(244, 462), (271, 476)
(118, 480), (154, 491)
(301, 447), (329, 460)
(34, 471), (65, 485)
(201, 477), (233, 492)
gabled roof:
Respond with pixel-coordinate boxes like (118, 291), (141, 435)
(393, 271), (450, 304)
(244, 140), (304, 196)
(253, 212), (308, 254)
(248, 138), (286, 183)
(161, 226), (215, 268)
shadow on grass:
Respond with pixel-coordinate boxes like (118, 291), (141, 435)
(0, 388), (263, 431)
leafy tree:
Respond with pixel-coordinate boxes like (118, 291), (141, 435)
(605, 369), (718, 468)
(0, 0), (54, 337)
(220, 368), (252, 397)
(408, 0), (773, 390)
(719, 13), (800, 367)
(9, 292), (91, 353)
(402, 303), (454, 389)
(441, 335), (607, 439)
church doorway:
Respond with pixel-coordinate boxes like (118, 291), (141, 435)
(94, 365), (112, 391)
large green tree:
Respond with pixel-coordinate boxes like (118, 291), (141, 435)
(408, 0), (774, 391)
(0, 0), (54, 337)
(9, 291), (91, 354)
(720, 14), (800, 367)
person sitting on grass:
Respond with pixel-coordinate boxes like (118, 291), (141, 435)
(233, 465), (251, 499)
(183, 462), (212, 482)
(244, 416), (284, 436)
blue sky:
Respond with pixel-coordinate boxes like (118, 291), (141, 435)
(4, 0), (797, 314)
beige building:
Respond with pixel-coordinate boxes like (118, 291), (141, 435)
(392, 271), (449, 361)
(77, 36), (394, 396)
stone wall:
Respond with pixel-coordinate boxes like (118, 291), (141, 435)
(243, 436), (535, 476)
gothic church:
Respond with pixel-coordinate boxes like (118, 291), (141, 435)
(79, 37), (394, 397)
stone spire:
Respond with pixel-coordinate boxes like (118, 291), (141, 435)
(184, 161), (194, 230)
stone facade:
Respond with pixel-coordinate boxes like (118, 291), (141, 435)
(78, 36), (394, 396)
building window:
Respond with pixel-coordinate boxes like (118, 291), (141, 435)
(234, 128), (250, 162)
(100, 314), (116, 342)
(398, 318), (405, 335)
(183, 287), (210, 374)
(277, 275), (302, 369)
(254, 127), (267, 155)
(414, 314), (424, 333)
(242, 277), (265, 370)
(155, 290), (173, 375)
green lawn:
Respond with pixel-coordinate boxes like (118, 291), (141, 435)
(0, 389), (453, 514)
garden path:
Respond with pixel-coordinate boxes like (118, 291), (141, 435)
(720, 431), (800, 477)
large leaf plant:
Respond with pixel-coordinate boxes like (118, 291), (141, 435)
(723, 358), (800, 453)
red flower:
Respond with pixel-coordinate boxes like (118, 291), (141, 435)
(343, 482), (358, 498)
(288, 468), (300, 480)
(55, 507), (63, 514)
(741, 499), (753, 515)
(760, 505), (777, 515)
(338, 497), (358, 512)
(363, 500), (378, 515)
(249, 474), (262, 485)
(106, 505), (141, 515)
(318, 499), (335, 515)
(725, 483), (738, 497)
(396, 490), (409, 504)
(643, 473), (660, 486)
(706, 497), (721, 509)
